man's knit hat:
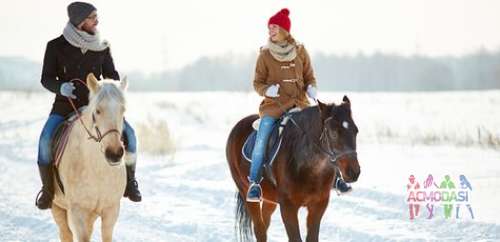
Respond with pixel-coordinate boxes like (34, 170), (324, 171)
(67, 2), (96, 26)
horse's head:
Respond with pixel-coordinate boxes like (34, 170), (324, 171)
(317, 95), (360, 183)
(86, 73), (128, 166)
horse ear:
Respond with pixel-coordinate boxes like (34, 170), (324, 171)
(317, 100), (330, 121)
(342, 95), (351, 105)
(120, 76), (128, 91)
(86, 73), (100, 93)
(342, 95), (351, 108)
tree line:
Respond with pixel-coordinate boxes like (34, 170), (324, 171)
(1, 49), (499, 92)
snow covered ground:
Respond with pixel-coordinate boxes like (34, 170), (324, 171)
(0, 90), (499, 241)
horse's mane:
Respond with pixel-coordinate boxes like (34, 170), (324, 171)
(87, 80), (126, 111)
(281, 105), (325, 176)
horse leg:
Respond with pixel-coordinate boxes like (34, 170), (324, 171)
(245, 201), (268, 242)
(262, 201), (277, 231)
(279, 199), (302, 242)
(67, 206), (92, 242)
(51, 204), (73, 242)
(85, 213), (98, 238)
(305, 199), (329, 242)
(101, 204), (120, 242)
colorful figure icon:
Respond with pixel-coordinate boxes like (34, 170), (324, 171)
(440, 175), (455, 219)
(407, 175), (421, 219)
(423, 174), (438, 219)
(456, 175), (474, 219)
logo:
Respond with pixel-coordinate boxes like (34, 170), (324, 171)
(406, 174), (474, 220)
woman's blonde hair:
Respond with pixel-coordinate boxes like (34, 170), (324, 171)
(277, 27), (296, 45)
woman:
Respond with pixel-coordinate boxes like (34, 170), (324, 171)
(36, 2), (141, 210)
(247, 8), (351, 202)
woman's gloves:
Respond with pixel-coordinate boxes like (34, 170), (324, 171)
(60, 82), (77, 99)
(265, 84), (280, 98)
(306, 85), (317, 100)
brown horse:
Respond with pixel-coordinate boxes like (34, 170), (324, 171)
(226, 96), (361, 242)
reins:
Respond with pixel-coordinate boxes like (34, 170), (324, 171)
(272, 98), (356, 166)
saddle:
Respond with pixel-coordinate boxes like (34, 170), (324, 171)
(241, 108), (301, 185)
(49, 113), (79, 195)
(51, 116), (78, 168)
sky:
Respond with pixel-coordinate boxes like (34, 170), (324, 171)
(1, 0), (500, 73)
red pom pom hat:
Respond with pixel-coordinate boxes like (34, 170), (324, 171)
(268, 8), (291, 33)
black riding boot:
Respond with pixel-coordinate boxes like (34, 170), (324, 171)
(332, 166), (352, 194)
(124, 163), (142, 202)
(333, 176), (352, 194)
(35, 164), (54, 209)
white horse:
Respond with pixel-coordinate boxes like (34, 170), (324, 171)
(51, 73), (128, 242)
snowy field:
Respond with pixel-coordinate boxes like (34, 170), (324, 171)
(0, 90), (499, 241)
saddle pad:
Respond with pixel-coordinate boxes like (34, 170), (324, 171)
(242, 123), (283, 167)
(51, 119), (77, 167)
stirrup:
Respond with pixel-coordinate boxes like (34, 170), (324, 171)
(35, 189), (53, 208)
(335, 178), (352, 196)
(246, 182), (262, 202)
(35, 190), (44, 206)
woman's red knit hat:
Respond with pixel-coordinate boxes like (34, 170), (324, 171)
(268, 8), (291, 33)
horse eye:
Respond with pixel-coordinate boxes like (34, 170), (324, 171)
(96, 109), (101, 115)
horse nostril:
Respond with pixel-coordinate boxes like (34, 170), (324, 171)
(105, 148), (112, 158)
(348, 170), (355, 179)
(117, 147), (124, 158)
(353, 169), (360, 181)
(347, 168), (360, 182)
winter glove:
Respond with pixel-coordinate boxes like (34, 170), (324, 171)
(306, 84), (317, 100)
(265, 84), (280, 98)
(60, 82), (77, 99)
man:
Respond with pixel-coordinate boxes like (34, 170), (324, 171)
(36, 2), (141, 210)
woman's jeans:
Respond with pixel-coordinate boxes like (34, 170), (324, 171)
(248, 115), (277, 182)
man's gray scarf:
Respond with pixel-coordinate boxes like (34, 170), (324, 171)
(63, 22), (109, 54)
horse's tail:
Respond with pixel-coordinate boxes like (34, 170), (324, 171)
(235, 192), (253, 242)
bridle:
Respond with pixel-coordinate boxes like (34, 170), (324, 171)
(273, 98), (357, 167)
(67, 78), (121, 144)
(317, 116), (357, 164)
